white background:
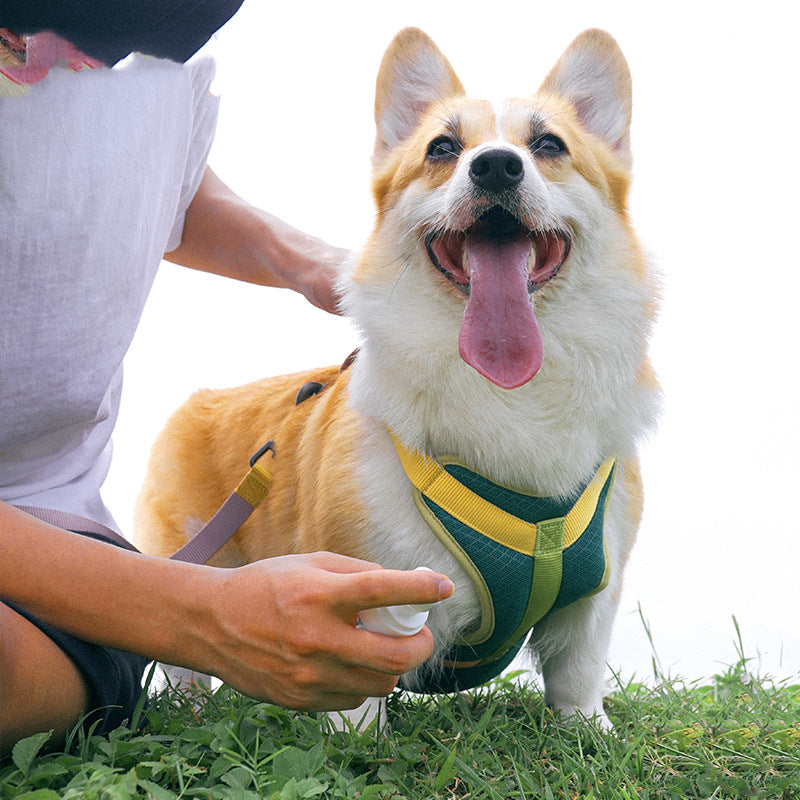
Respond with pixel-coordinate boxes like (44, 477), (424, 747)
(104, 0), (799, 685)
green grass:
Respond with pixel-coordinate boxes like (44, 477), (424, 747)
(3, 632), (799, 799)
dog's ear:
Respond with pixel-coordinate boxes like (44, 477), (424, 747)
(539, 29), (632, 163)
(374, 28), (464, 163)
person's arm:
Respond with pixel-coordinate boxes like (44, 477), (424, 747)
(164, 167), (348, 314)
(0, 503), (453, 710)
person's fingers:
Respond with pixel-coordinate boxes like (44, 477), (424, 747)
(316, 616), (435, 675)
(354, 625), (435, 675)
(273, 629), (432, 710)
(269, 579), (436, 678)
(303, 551), (384, 574)
(205, 554), (447, 711)
(334, 566), (454, 616)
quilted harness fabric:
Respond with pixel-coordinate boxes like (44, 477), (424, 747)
(391, 437), (617, 693)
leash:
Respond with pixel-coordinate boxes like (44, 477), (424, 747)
(167, 441), (275, 563)
(18, 440), (276, 564)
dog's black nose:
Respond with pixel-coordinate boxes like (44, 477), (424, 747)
(469, 148), (524, 192)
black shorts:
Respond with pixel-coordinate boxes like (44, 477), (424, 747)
(3, 529), (151, 735)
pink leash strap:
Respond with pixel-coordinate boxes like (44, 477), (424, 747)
(169, 440), (275, 562)
(19, 441), (275, 565)
(16, 505), (135, 550)
(168, 492), (256, 563)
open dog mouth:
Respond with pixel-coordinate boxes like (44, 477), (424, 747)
(425, 207), (570, 294)
(423, 207), (571, 390)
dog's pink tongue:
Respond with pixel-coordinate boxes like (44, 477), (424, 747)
(458, 233), (542, 389)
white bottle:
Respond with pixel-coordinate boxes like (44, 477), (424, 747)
(357, 567), (437, 637)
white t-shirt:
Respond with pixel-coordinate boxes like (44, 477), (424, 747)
(0, 53), (219, 532)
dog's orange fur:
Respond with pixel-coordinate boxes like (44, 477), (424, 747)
(135, 365), (371, 566)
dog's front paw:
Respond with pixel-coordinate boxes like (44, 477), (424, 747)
(325, 696), (386, 733)
(549, 701), (612, 731)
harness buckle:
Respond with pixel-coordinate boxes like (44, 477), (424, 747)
(250, 440), (276, 467)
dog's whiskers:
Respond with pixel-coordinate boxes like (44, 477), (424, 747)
(388, 253), (415, 304)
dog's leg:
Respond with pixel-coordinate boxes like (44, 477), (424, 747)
(325, 696), (386, 733)
(532, 468), (640, 730)
(159, 663), (214, 693)
(529, 590), (618, 729)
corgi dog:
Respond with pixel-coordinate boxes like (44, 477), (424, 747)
(135, 27), (659, 726)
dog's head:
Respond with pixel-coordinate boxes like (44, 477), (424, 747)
(348, 27), (643, 392)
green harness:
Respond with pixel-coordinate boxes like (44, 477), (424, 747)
(390, 435), (617, 693)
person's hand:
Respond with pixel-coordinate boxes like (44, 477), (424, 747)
(266, 228), (350, 314)
(166, 167), (351, 315)
(196, 552), (454, 710)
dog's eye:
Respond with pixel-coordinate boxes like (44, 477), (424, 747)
(427, 135), (462, 161)
(530, 133), (568, 158)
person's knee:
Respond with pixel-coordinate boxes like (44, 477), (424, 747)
(0, 603), (89, 756)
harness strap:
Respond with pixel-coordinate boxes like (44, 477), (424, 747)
(484, 516), (563, 663)
(392, 434), (616, 554)
(392, 436), (540, 556)
(391, 431), (617, 691)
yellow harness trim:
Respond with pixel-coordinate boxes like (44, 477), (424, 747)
(391, 433), (615, 555)
(391, 433), (616, 651)
(563, 458), (616, 547)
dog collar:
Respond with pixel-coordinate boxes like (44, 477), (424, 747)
(390, 433), (616, 693)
